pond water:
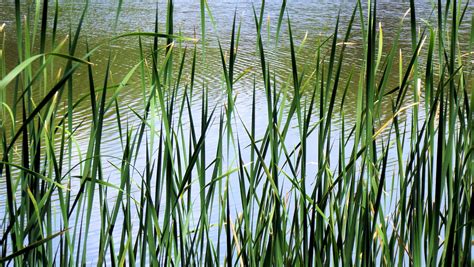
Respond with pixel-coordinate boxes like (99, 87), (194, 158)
(0, 0), (472, 264)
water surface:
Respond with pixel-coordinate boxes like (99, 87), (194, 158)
(0, 0), (472, 263)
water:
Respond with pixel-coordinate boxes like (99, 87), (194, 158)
(0, 0), (472, 264)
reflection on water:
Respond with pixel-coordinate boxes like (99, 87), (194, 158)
(0, 0), (472, 263)
(2, 0), (459, 125)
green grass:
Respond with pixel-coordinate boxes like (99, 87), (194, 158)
(0, 0), (473, 265)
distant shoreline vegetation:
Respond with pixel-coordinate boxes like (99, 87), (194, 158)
(0, 0), (472, 266)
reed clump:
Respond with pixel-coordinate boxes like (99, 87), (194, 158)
(0, 0), (472, 266)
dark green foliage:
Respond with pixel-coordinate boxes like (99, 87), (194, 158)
(0, 0), (472, 265)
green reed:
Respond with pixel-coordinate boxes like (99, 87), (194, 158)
(0, 0), (472, 266)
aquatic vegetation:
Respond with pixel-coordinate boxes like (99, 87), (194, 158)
(0, 0), (472, 265)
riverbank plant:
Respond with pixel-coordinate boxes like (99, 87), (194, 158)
(0, 0), (472, 265)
